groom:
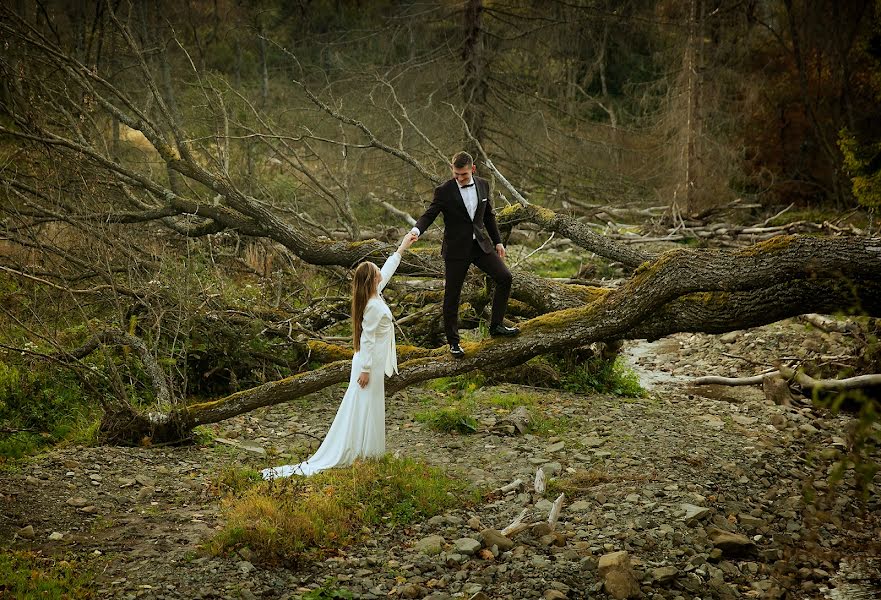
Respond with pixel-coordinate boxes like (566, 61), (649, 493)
(411, 151), (519, 358)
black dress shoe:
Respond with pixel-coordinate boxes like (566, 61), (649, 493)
(449, 344), (465, 358)
(489, 324), (520, 337)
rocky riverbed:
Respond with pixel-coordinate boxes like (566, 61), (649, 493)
(1, 319), (879, 599)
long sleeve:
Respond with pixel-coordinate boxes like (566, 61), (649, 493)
(413, 185), (445, 235)
(358, 302), (382, 373)
(378, 251), (402, 293)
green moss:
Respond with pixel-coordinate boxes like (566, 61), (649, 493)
(738, 235), (795, 257)
(308, 340), (354, 362)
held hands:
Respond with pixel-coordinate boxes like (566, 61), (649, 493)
(496, 243), (506, 259)
(398, 232), (418, 254)
(357, 371), (370, 388)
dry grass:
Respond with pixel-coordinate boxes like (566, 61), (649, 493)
(208, 456), (469, 565)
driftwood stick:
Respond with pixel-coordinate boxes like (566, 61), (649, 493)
(498, 478), (524, 494)
(534, 467), (546, 495)
(692, 369), (779, 386)
(778, 367), (881, 391)
(548, 493), (565, 531)
(501, 508), (530, 537)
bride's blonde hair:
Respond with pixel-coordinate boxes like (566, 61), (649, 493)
(351, 261), (379, 351)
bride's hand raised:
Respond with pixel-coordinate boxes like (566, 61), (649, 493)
(398, 232), (418, 253)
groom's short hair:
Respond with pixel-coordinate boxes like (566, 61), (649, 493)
(451, 151), (473, 169)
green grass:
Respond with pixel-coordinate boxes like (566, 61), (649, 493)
(414, 401), (479, 434)
(560, 356), (645, 398)
(209, 455), (469, 565)
(303, 580), (354, 600)
(0, 551), (95, 599)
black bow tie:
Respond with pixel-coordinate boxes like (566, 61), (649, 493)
(460, 182), (474, 188)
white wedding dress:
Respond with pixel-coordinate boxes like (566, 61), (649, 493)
(261, 252), (402, 479)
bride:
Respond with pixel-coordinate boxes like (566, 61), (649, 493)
(261, 232), (417, 479)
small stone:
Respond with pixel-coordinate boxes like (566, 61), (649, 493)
(547, 441), (565, 453)
(531, 522), (553, 537)
(399, 584), (424, 599)
(48, 532), (64, 541)
(651, 566), (678, 583)
(453, 538), (481, 556)
(708, 528), (756, 557)
(680, 503), (712, 525)
(66, 497), (89, 508)
(135, 474), (155, 487)
(467, 516), (484, 531)
(569, 500), (591, 511)
(544, 591), (566, 600)
(237, 560), (255, 574)
(480, 529), (514, 552)
(415, 535), (445, 555)
(17, 525), (35, 539)
(79, 505), (99, 514)
(598, 551), (631, 576)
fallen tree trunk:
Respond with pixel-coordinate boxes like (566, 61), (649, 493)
(129, 234), (881, 440)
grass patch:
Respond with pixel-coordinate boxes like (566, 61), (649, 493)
(211, 465), (263, 496)
(414, 398), (479, 434)
(303, 579), (354, 599)
(484, 390), (538, 410)
(424, 371), (485, 395)
(548, 468), (615, 496)
(208, 455), (468, 565)
(0, 551), (95, 599)
(560, 356), (645, 398)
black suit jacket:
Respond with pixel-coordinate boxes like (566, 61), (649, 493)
(414, 177), (502, 260)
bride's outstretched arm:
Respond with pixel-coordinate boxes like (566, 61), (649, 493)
(378, 232), (417, 291)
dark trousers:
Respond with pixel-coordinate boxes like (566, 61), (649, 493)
(443, 240), (513, 345)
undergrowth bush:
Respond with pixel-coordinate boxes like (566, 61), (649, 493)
(0, 359), (98, 460)
(209, 456), (469, 565)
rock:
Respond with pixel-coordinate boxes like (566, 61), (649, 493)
(604, 569), (641, 599)
(467, 516), (484, 531)
(543, 462), (562, 476)
(535, 499), (554, 512)
(48, 532), (64, 541)
(480, 529), (514, 552)
(237, 560), (255, 574)
(582, 437), (603, 448)
(415, 535), (445, 555)
(453, 538), (481, 556)
(763, 375), (793, 406)
(651, 565), (678, 583)
(544, 591), (567, 600)
(708, 528), (756, 557)
(531, 523), (553, 537)
(135, 474), (155, 487)
(680, 503), (712, 525)
(720, 332), (740, 344)
(546, 441), (565, 453)
(79, 505), (99, 514)
(66, 497), (89, 508)
(598, 551), (631, 577)
(569, 500), (591, 511)
(17, 525), (35, 539)
(468, 593), (490, 600)
(400, 583), (424, 598)
(136, 486), (155, 501)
